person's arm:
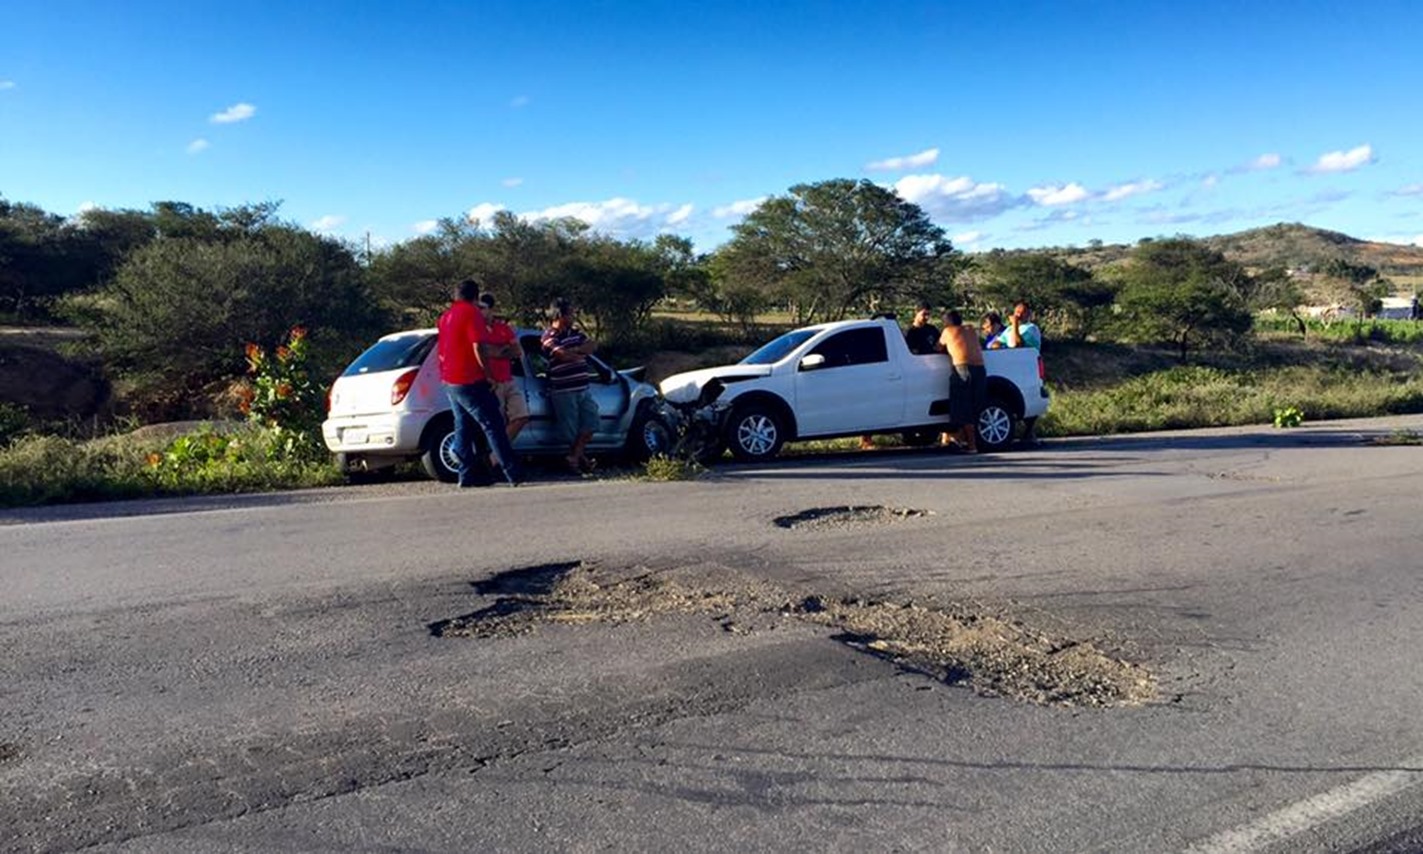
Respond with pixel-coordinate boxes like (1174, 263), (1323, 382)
(1005, 316), (1022, 348)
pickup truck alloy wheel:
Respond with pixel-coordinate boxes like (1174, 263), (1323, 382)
(977, 401), (1016, 452)
(728, 404), (785, 462)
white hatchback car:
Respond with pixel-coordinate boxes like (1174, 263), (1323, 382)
(323, 328), (672, 481)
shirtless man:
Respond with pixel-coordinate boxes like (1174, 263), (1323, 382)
(937, 309), (986, 453)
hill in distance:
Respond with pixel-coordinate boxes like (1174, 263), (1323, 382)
(1011, 223), (1423, 288)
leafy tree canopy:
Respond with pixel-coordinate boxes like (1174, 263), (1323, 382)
(716, 178), (961, 324)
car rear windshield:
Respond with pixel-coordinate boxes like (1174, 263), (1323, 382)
(739, 329), (817, 365)
(341, 334), (436, 377)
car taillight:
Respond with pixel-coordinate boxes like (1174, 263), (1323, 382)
(1037, 356), (1046, 381)
(391, 368), (420, 406)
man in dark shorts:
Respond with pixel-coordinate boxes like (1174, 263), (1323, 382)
(937, 309), (986, 453)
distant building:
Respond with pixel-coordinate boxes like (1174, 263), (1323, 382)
(1378, 296), (1419, 320)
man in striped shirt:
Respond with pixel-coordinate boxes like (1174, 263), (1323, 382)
(541, 298), (599, 473)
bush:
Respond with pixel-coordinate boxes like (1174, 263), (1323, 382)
(65, 215), (385, 419)
(0, 402), (30, 447)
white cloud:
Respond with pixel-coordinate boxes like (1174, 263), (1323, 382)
(467, 203), (507, 225)
(510, 95), (530, 108)
(1393, 183), (1423, 197)
(865, 147), (940, 172)
(0, 80), (15, 91)
(412, 219), (440, 235)
(1250, 152), (1282, 170)
(951, 230), (984, 246)
(76, 201), (99, 214)
(1102, 179), (1164, 202)
(893, 174), (1019, 221)
(1305, 143), (1374, 174)
(501, 177), (524, 188)
(665, 204), (693, 226)
(310, 214), (346, 233)
(1202, 174), (1220, 188)
(210, 102), (256, 124)
(1026, 182), (1090, 206)
(1414, 235), (1423, 247)
(186, 138), (210, 154)
(525, 197), (660, 230)
(712, 196), (767, 218)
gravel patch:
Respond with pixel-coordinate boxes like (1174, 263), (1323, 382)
(432, 562), (1155, 708)
(773, 505), (933, 530)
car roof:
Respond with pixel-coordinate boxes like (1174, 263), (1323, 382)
(376, 326), (542, 342)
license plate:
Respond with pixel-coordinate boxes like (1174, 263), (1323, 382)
(344, 429), (368, 445)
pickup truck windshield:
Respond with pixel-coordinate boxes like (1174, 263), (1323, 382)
(739, 329), (817, 365)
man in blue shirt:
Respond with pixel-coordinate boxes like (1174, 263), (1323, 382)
(1003, 301), (1042, 349)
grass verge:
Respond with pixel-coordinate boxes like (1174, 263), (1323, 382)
(0, 424), (341, 508)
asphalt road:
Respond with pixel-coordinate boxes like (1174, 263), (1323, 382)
(3, 416), (1422, 853)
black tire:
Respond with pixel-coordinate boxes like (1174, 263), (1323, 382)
(976, 397), (1018, 453)
(623, 407), (676, 462)
(420, 412), (499, 484)
(901, 429), (938, 447)
(420, 424), (460, 483)
(725, 402), (787, 462)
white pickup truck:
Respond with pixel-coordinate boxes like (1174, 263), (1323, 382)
(659, 316), (1049, 461)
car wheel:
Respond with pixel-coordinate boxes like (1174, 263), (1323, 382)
(624, 408), (675, 462)
(901, 429), (938, 447)
(977, 397), (1017, 453)
(726, 402), (786, 462)
(420, 426), (460, 483)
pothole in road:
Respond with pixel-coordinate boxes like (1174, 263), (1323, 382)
(431, 562), (1155, 708)
(773, 505), (933, 530)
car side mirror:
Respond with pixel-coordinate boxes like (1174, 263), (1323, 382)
(799, 353), (826, 371)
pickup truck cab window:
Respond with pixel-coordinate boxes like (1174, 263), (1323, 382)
(806, 327), (888, 368)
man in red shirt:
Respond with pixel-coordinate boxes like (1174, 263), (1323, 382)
(478, 293), (530, 447)
(437, 279), (523, 486)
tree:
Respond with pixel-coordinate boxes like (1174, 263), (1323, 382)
(1320, 257), (1390, 340)
(0, 199), (93, 320)
(972, 251), (1115, 339)
(716, 178), (961, 324)
(1111, 238), (1253, 360)
(69, 208), (385, 416)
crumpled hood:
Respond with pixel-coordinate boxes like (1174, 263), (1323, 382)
(658, 364), (773, 403)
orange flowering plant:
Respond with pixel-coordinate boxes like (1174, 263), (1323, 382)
(241, 326), (324, 457)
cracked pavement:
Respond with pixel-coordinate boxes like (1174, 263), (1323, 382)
(3, 416), (1423, 853)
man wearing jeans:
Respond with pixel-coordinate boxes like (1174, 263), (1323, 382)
(437, 279), (523, 487)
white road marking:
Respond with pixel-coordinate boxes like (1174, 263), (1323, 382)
(1183, 761), (1423, 853)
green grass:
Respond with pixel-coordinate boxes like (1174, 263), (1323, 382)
(1040, 365), (1423, 437)
(1255, 316), (1423, 344)
(0, 424), (341, 508)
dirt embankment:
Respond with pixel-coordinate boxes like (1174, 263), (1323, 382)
(0, 329), (109, 420)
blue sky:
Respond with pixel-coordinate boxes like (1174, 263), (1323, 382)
(2, 0), (1421, 253)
